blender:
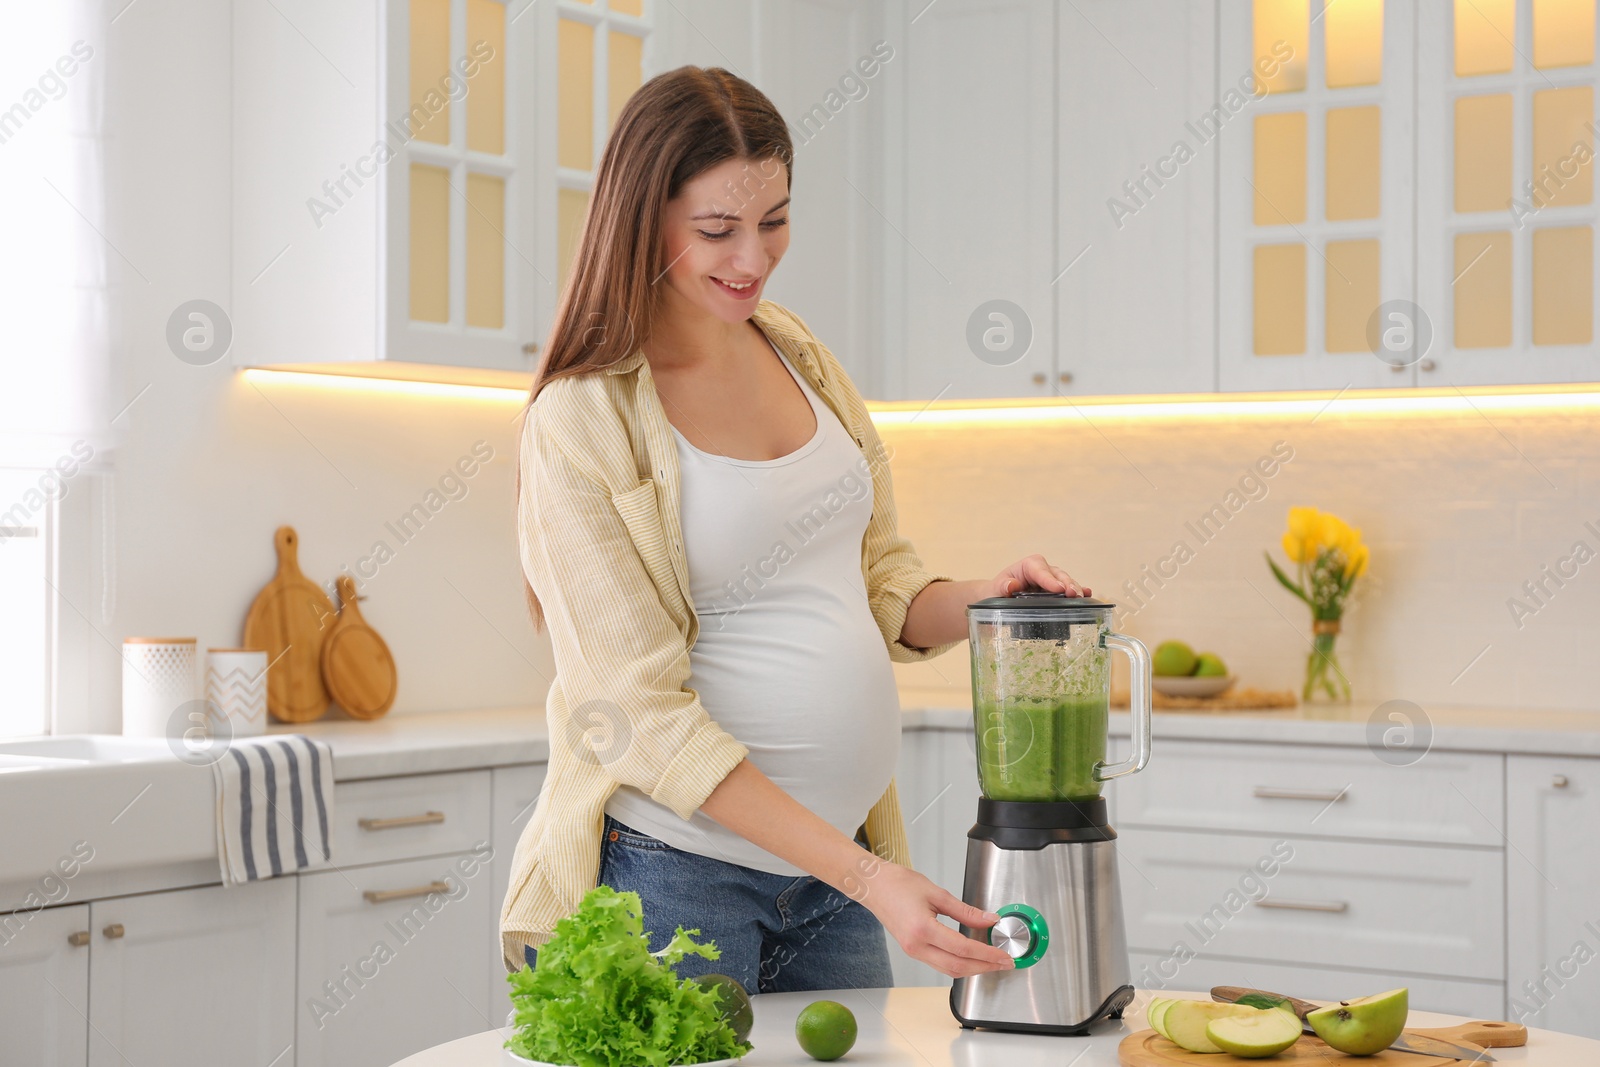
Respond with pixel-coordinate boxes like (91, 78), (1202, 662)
(949, 590), (1152, 1034)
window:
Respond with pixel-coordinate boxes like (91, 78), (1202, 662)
(0, 470), (54, 737)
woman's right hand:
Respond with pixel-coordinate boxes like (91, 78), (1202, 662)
(852, 857), (1016, 978)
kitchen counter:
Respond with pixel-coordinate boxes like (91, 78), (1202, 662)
(391, 986), (1600, 1066)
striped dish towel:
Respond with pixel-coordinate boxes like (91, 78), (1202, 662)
(211, 735), (335, 885)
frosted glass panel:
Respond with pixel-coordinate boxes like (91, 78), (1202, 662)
(1454, 231), (1512, 348)
(1254, 243), (1307, 355)
(1325, 239), (1381, 352)
(1325, 0), (1383, 88)
(467, 0), (506, 155)
(1534, 0), (1597, 69)
(558, 187), (590, 290)
(1325, 106), (1381, 221)
(1455, 0), (1515, 76)
(1254, 0), (1309, 94)
(1455, 95), (1513, 213)
(411, 0), (452, 145)
(559, 19), (595, 170)
(612, 0), (643, 13)
(410, 164), (451, 323)
(1532, 86), (1594, 208)
(1254, 111), (1308, 225)
(466, 173), (505, 329)
(1533, 226), (1594, 344)
(609, 30), (644, 132)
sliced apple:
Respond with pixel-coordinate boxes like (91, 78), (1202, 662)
(1306, 988), (1408, 1056)
(1208, 1009), (1303, 1058)
(1162, 1001), (1257, 1054)
(1147, 999), (1174, 1039)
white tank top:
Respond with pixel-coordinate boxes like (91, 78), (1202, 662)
(604, 340), (903, 876)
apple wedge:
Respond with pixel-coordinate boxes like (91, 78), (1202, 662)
(1208, 1008), (1303, 1058)
(1307, 988), (1408, 1056)
(1162, 1000), (1258, 1054)
(1147, 999), (1174, 1040)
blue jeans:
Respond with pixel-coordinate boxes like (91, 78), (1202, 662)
(523, 815), (894, 993)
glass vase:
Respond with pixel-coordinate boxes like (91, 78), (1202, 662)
(1302, 619), (1350, 703)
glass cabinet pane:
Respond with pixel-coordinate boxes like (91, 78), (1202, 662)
(466, 173), (506, 329)
(411, 0), (453, 145)
(609, 30), (644, 131)
(559, 19), (595, 169)
(1254, 0), (1309, 94)
(1455, 0), (1516, 76)
(612, 0), (643, 14)
(1455, 94), (1513, 213)
(1532, 86), (1594, 208)
(1254, 111), (1308, 224)
(410, 163), (451, 322)
(1324, 239), (1381, 351)
(558, 188), (590, 289)
(1533, 226), (1594, 343)
(1534, 0), (1597, 69)
(1254, 243), (1308, 354)
(1326, 106), (1381, 220)
(1454, 231), (1513, 347)
(1325, 0), (1383, 87)
(467, 0), (506, 154)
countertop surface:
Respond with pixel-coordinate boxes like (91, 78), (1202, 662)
(276, 690), (1600, 782)
(390, 986), (1600, 1066)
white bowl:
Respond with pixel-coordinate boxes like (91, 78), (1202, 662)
(504, 1055), (740, 1067)
(1152, 674), (1235, 698)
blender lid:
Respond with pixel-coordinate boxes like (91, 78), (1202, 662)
(967, 590), (1116, 612)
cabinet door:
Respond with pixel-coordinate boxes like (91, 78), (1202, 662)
(88, 880), (295, 1067)
(892, 0), (1057, 400)
(0, 902), (89, 1064)
(297, 850), (494, 1067)
(491, 762), (547, 1019)
(1506, 755), (1600, 1038)
(1056, 1), (1217, 396)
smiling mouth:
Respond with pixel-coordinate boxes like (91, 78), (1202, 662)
(712, 276), (760, 294)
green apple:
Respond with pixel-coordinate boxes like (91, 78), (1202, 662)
(1162, 1000), (1256, 1054)
(1194, 652), (1227, 677)
(1307, 988), (1409, 1056)
(1207, 1008), (1302, 1058)
(1146, 998), (1174, 1039)
(1153, 640), (1199, 677)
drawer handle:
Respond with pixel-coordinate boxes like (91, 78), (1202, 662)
(67, 930), (90, 947)
(359, 811), (445, 831)
(1553, 775), (1570, 788)
(102, 923), (125, 939)
(1254, 898), (1349, 914)
(363, 881), (451, 905)
(1252, 786), (1348, 803)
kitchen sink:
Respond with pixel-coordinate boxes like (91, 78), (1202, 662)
(0, 735), (175, 762)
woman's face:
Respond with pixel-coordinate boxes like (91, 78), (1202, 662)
(659, 155), (790, 324)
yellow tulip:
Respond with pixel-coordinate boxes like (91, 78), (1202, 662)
(1344, 541), (1369, 579)
(1284, 507), (1322, 562)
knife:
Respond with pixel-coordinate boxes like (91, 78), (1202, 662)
(1210, 986), (1527, 1062)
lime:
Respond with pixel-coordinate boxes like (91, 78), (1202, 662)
(693, 973), (754, 1043)
(1194, 652), (1227, 677)
(796, 1000), (857, 1061)
(1153, 640), (1198, 677)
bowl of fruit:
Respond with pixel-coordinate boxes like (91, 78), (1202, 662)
(1151, 640), (1235, 698)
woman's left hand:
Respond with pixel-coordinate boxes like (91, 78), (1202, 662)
(987, 554), (1090, 599)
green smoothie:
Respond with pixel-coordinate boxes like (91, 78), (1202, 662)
(974, 696), (1108, 800)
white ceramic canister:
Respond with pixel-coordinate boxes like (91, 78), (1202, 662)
(121, 637), (199, 739)
(205, 648), (268, 739)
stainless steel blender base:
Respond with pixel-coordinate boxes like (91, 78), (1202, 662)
(949, 836), (1134, 1034)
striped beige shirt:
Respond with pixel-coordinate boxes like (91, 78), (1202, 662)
(500, 299), (959, 971)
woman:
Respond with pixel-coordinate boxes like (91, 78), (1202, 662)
(501, 66), (1090, 993)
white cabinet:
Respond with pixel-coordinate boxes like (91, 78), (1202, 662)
(88, 880), (296, 1067)
(1056, 1), (1218, 397)
(0, 902), (90, 1065)
(491, 762), (548, 1018)
(1506, 755), (1600, 1039)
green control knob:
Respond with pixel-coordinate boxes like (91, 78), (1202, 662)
(988, 903), (1049, 969)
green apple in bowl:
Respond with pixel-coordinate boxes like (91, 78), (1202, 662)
(1307, 988), (1409, 1056)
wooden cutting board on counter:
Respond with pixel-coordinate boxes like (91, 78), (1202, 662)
(1119, 1029), (1481, 1065)
(243, 526), (334, 723)
(321, 575), (397, 720)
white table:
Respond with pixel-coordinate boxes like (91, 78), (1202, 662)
(392, 987), (1600, 1065)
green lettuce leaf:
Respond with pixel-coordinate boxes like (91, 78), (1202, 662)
(505, 885), (752, 1067)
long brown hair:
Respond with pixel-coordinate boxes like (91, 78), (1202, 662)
(520, 66), (795, 631)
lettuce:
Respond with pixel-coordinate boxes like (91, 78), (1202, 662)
(506, 885), (753, 1067)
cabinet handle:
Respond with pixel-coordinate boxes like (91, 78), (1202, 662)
(1553, 775), (1570, 788)
(1419, 358), (1437, 372)
(1252, 786), (1348, 803)
(522, 342), (541, 355)
(1031, 371), (1047, 386)
(1254, 898), (1349, 914)
(102, 923), (125, 939)
(363, 881), (451, 905)
(359, 811), (445, 831)
(1058, 371), (1074, 385)
(67, 930), (90, 947)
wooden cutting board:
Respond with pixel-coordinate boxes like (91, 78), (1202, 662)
(243, 526), (334, 723)
(321, 575), (397, 720)
(1119, 1028), (1484, 1066)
